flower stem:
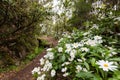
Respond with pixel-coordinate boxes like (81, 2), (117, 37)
(104, 71), (107, 80)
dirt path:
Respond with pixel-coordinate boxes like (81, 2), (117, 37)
(0, 36), (58, 80)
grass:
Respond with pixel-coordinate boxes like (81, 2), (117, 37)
(24, 47), (44, 62)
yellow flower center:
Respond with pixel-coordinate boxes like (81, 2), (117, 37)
(104, 64), (108, 67)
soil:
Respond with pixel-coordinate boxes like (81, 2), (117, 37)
(0, 36), (58, 80)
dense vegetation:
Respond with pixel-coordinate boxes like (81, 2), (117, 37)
(0, 0), (120, 80)
(32, 0), (120, 80)
(0, 0), (51, 66)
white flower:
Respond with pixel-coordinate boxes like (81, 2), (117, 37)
(46, 48), (52, 51)
(58, 47), (63, 52)
(63, 72), (69, 77)
(61, 67), (67, 72)
(72, 43), (79, 48)
(97, 39), (103, 44)
(37, 74), (46, 80)
(101, 53), (105, 57)
(69, 49), (76, 61)
(92, 24), (99, 29)
(108, 47), (113, 50)
(114, 17), (120, 21)
(83, 32), (90, 36)
(94, 36), (102, 40)
(32, 67), (40, 74)
(62, 63), (65, 66)
(111, 52), (117, 55)
(76, 65), (82, 73)
(44, 52), (54, 60)
(77, 59), (83, 62)
(67, 35), (71, 38)
(109, 11), (113, 15)
(96, 60), (117, 71)
(58, 38), (63, 43)
(68, 57), (74, 61)
(65, 44), (71, 48)
(83, 68), (88, 72)
(85, 37), (103, 46)
(86, 39), (97, 46)
(108, 53), (112, 57)
(65, 47), (72, 53)
(82, 57), (86, 61)
(81, 47), (89, 52)
(78, 42), (84, 47)
(42, 60), (52, 71)
(65, 44), (72, 53)
(40, 58), (45, 65)
(70, 49), (76, 55)
(51, 69), (56, 77)
(109, 52), (117, 57)
(113, 5), (117, 10)
(92, 1), (105, 9)
(62, 62), (70, 66)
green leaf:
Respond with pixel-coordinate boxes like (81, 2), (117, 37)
(92, 74), (102, 80)
(109, 58), (120, 61)
(84, 62), (90, 70)
(61, 54), (66, 62)
(91, 58), (96, 66)
(53, 62), (59, 70)
(76, 71), (94, 78)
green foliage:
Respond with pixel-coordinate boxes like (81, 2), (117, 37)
(68, 0), (92, 29)
(76, 71), (94, 79)
(0, 0), (49, 65)
(108, 71), (120, 80)
(0, 47), (44, 72)
(32, 0), (120, 80)
(26, 47), (44, 61)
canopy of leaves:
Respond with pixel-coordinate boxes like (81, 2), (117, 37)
(0, 0), (49, 65)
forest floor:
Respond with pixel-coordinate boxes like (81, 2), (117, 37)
(0, 36), (58, 80)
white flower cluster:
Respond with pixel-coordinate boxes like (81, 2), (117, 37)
(32, 48), (56, 80)
(61, 67), (69, 77)
(92, 0), (104, 9)
(85, 36), (103, 46)
(32, 30), (119, 79)
(44, 52), (54, 60)
(37, 74), (46, 80)
(41, 60), (52, 71)
(64, 35), (102, 61)
(32, 67), (41, 75)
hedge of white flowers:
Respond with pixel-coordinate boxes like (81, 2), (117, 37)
(32, 0), (120, 80)
(32, 28), (120, 80)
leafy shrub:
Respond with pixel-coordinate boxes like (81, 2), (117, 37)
(32, 1), (120, 79)
(32, 29), (119, 80)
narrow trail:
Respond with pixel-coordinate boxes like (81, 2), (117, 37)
(0, 36), (58, 80)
